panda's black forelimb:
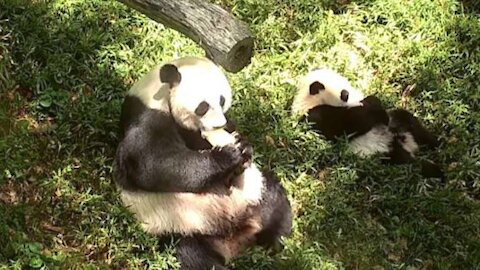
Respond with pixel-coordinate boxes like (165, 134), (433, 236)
(305, 98), (389, 141)
(222, 117), (254, 171)
(234, 133), (254, 167)
(388, 108), (440, 149)
(115, 107), (246, 193)
(175, 236), (229, 270)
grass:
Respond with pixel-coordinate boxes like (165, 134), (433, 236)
(1, 0), (480, 269)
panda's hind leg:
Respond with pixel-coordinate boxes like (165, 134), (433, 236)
(255, 170), (292, 253)
(388, 108), (439, 149)
(176, 236), (229, 270)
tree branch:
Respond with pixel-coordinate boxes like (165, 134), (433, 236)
(117, 0), (254, 73)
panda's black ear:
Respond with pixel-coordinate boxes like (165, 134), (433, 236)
(160, 64), (182, 87)
(309, 81), (325, 95)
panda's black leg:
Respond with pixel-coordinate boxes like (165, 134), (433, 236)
(420, 160), (444, 179)
(387, 138), (444, 179)
(386, 138), (415, 165)
(176, 236), (229, 270)
(388, 109), (439, 149)
(254, 170), (292, 254)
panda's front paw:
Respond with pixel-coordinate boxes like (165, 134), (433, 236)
(234, 132), (253, 166)
(211, 145), (244, 188)
(212, 145), (243, 172)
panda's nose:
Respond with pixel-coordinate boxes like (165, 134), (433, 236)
(340, 90), (349, 102)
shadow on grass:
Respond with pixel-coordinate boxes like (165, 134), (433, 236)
(1, 0), (480, 269)
(288, 9), (480, 269)
(215, 0), (377, 52)
(0, 0), (170, 267)
(460, 0), (480, 14)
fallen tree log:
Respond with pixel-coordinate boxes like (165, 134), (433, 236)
(117, 0), (254, 73)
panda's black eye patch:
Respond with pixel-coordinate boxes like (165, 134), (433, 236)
(340, 89), (349, 102)
(309, 81), (325, 95)
(220, 95), (226, 107)
(195, 101), (210, 116)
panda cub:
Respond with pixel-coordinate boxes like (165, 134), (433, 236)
(114, 56), (292, 270)
(292, 68), (442, 177)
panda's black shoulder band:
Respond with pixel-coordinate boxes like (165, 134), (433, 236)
(160, 64), (182, 87)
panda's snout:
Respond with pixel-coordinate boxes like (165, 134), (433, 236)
(212, 123), (227, 129)
(340, 90), (349, 102)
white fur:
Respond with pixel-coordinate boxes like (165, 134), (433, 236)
(128, 65), (170, 112)
(202, 129), (237, 146)
(399, 132), (419, 156)
(349, 128), (420, 158)
(202, 129), (264, 203)
(208, 214), (261, 261)
(292, 69), (421, 159)
(120, 164), (264, 236)
(128, 56), (233, 131)
(292, 68), (365, 116)
(121, 66), (265, 236)
(349, 125), (392, 156)
(169, 57), (232, 131)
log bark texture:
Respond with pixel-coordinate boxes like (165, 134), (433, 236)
(117, 0), (254, 73)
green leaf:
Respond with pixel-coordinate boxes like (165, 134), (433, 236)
(83, 264), (97, 270)
(51, 251), (66, 263)
(39, 96), (53, 108)
(28, 256), (44, 268)
(16, 119), (29, 132)
(27, 242), (42, 254)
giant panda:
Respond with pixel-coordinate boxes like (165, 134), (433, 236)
(114, 56), (292, 270)
(292, 68), (443, 178)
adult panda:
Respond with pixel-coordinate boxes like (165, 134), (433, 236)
(292, 68), (443, 178)
(114, 56), (292, 270)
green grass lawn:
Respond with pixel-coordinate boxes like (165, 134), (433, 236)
(1, 0), (480, 269)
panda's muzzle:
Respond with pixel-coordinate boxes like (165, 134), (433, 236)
(213, 124), (227, 129)
(201, 113), (227, 131)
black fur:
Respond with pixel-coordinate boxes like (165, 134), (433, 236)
(176, 119), (292, 253)
(388, 108), (440, 148)
(118, 93), (148, 139)
(303, 95), (443, 178)
(115, 92), (292, 269)
(172, 169), (292, 270)
(176, 237), (228, 270)
(386, 134), (416, 164)
(160, 64), (181, 87)
(340, 89), (349, 102)
(305, 95), (388, 141)
(254, 170), (293, 253)
(176, 118), (253, 181)
(115, 96), (245, 193)
(309, 81), (325, 95)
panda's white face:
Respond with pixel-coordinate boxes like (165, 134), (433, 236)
(127, 56), (233, 131)
(169, 57), (232, 131)
(292, 68), (365, 116)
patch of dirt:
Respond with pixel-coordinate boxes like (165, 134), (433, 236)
(0, 180), (42, 205)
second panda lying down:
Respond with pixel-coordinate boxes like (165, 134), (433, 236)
(114, 56), (292, 270)
(292, 68), (443, 178)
